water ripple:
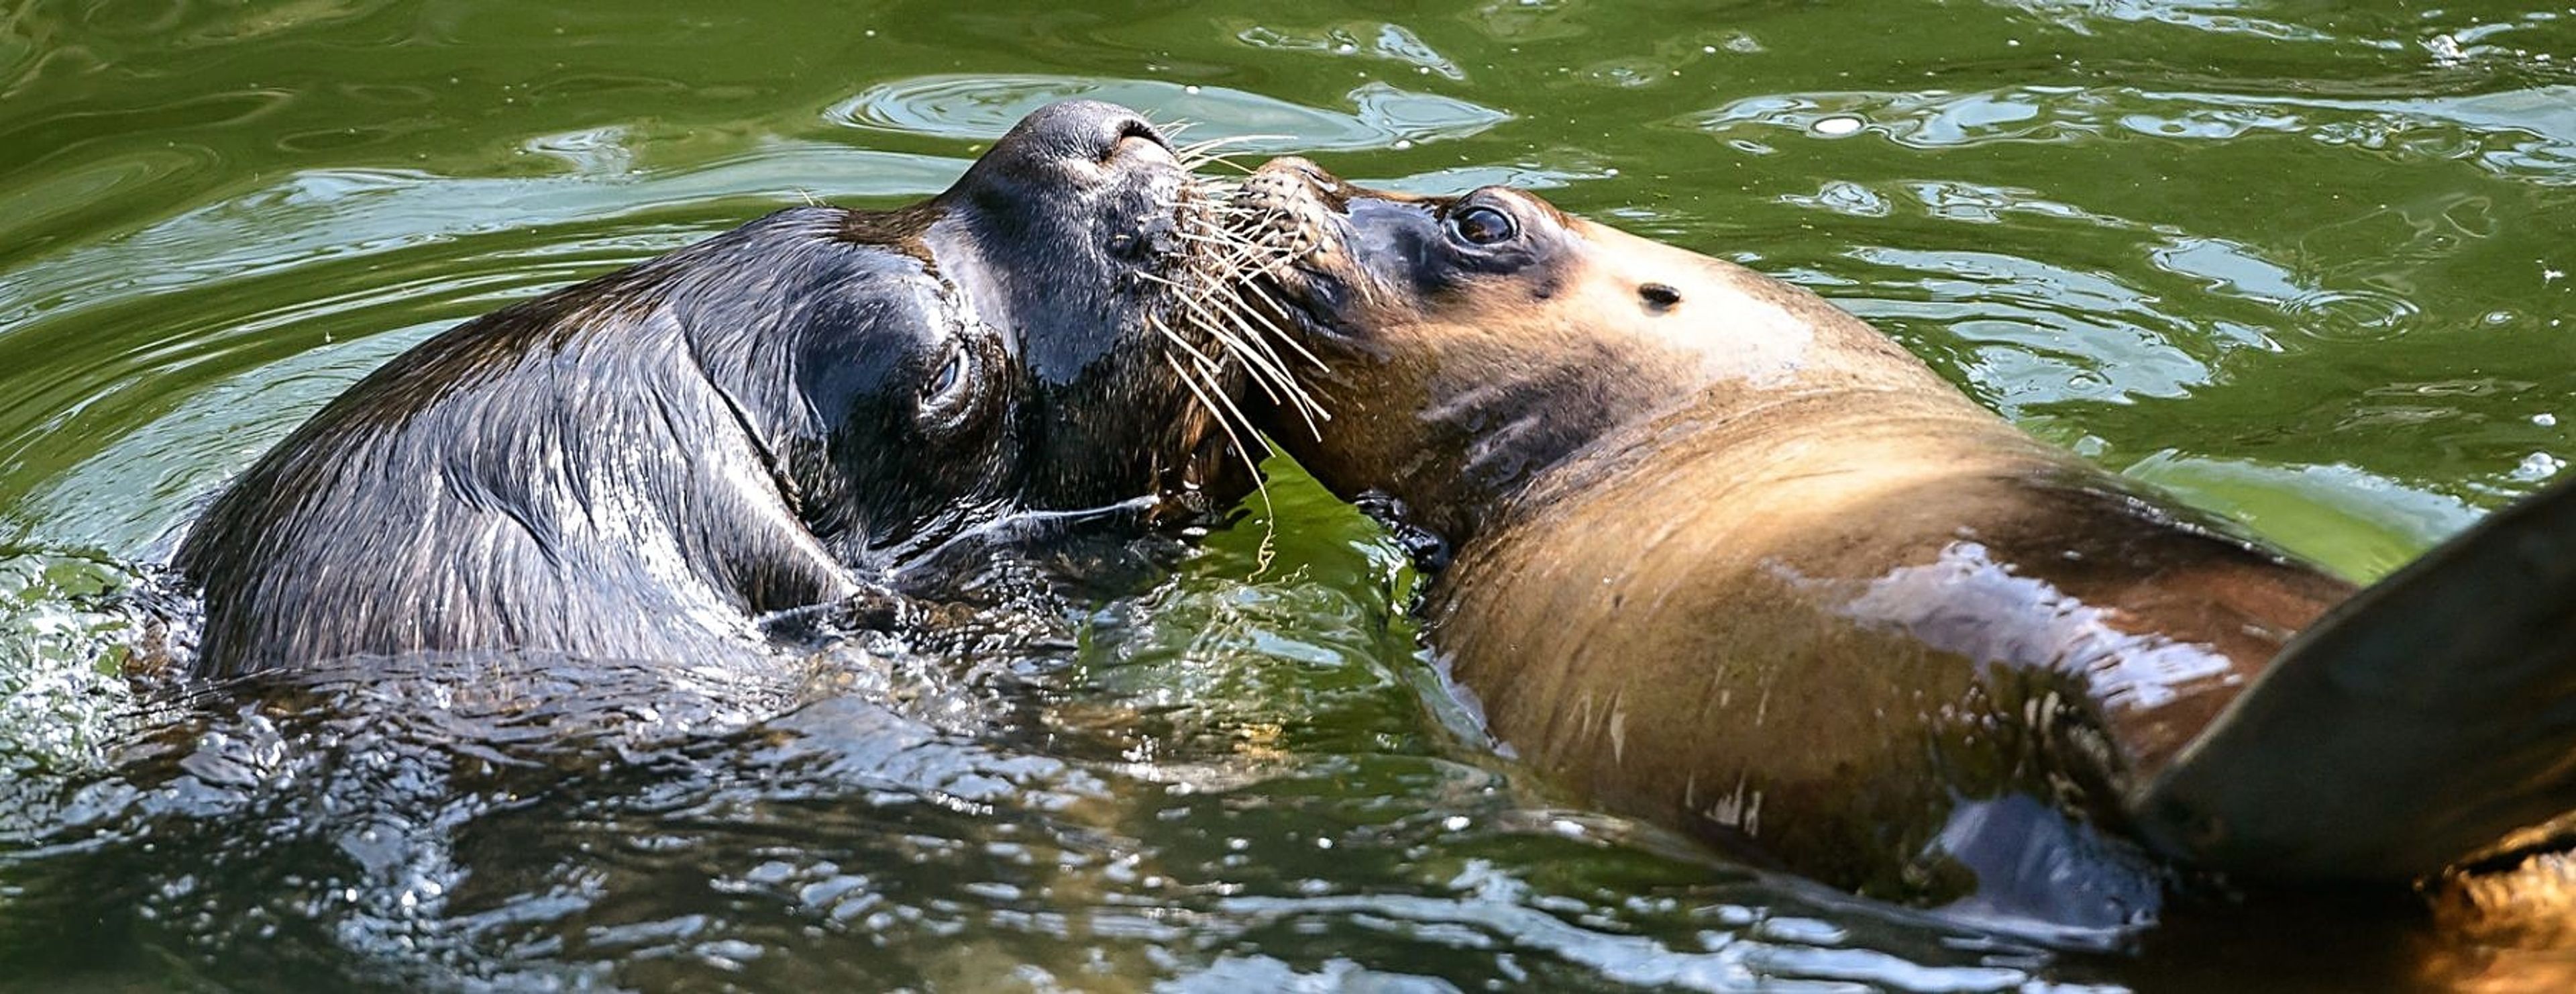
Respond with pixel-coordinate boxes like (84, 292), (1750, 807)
(1984, 0), (2363, 44)
(0, 140), (964, 334)
(1233, 21), (1468, 81)
(830, 73), (1509, 152)
(1696, 84), (2576, 183)
(1840, 244), (2222, 413)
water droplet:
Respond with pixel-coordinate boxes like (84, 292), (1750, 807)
(1183, 85), (1200, 95)
(2534, 413), (2559, 427)
(1393, 139), (1415, 150)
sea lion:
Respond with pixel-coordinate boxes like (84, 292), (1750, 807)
(172, 101), (1256, 679)
(1217, 157), (2576, 930)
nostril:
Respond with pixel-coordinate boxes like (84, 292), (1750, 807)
(1099, 118), (1169, 163)
(1640, 283), (1681, 313)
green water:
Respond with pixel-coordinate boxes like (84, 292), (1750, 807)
(3, 0), (2573, 989)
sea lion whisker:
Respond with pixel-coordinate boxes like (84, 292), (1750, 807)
(1151, 309), (1291, 409)
(1194, 238), (1288, 277)
(1166, 301), (1325, 433)
(1178, 296), (1328, 432)
(1134, 268), (1257, 351)
(1187, 254), (1330, 379)
(1148, 310), (1283, 471)
(1146, 313), (1228, 375)
(1165, 215), (1328, 385)
(1221, 233), (1301, 266)
(1165, 228), (1260, 251)
(1178, 154), (1263, 175)
(1162, 351), (1271, 504)
(1177, 154), (1264, 175)
(1193, 233), (1299, 285)
(1151, 177), (1331, 434)
(1199, 290), (1328, 432)
(1166, 350), (1285, 576)
(1187, 352), (1285, 489)
(1173, 133), (1286, 156)
(1163, 310), (1302, 416)
(1134, 268), (1285, 372)
(1217, 280), (1330, 373)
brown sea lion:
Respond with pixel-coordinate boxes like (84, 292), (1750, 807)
(1218, 156), (2576, 932)
(171, 101), (1267, 678)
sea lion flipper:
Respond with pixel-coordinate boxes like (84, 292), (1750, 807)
(2133, 470), (2576, 881)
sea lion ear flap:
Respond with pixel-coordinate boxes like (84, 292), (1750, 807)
(777, 264), (951, 431)
(662, 228), (928, 424)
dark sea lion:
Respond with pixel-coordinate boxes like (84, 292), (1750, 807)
(171, 101), (1251, 679)
(1218, 157), (2576, 932)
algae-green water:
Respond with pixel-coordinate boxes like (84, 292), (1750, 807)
(3, 1), (2572, 989)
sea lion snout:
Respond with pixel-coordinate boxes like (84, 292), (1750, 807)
(904, 100), (1255, 509)
(996, 99), (1172, 160)
(967, 99), (1176, 185)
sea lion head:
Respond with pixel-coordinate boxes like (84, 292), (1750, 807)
(726, 100), (1250, 562)
(915, 99), (1242, 516)
(1221, 158), (1955, 540)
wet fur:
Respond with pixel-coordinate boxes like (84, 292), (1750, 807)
(1218, 162), (2363, 930)
(174, 209), (979, 676)
(172, 101), (1258, 679)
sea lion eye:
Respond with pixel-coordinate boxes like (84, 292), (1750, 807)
(1446, 204), (1517, 246)
(924, 340), (967, 402)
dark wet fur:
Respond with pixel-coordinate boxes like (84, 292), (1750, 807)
(174, 209), (995, 677)
(171, 101), (1246, 679)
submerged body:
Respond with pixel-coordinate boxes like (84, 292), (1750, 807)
(1225, 157), (2576, 928)
(1444, 391), (2348, 917)
(174, 101), (1238, 677)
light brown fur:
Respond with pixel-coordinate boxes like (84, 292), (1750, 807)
(1228, 160), (2354, 913)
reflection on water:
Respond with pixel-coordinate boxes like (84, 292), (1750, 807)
(3, 0), (2575, 989)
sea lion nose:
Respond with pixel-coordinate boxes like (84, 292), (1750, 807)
(1000, 99), (1172, 167)
(1266, 156), (1325, 179)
